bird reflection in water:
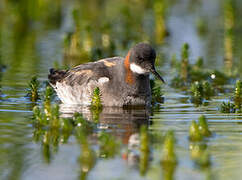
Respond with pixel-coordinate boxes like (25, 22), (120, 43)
(60, 104), (152, 177)
(60, 104), (150, 145)
(32, 103), (152, 179)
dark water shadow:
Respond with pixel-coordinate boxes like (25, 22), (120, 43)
(60, 104), (150, 144)
(60, 105), (153, 178)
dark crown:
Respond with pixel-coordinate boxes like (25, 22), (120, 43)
(131, 43), (156, 64)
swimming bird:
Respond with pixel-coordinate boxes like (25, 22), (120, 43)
(48, 43), (164, 107)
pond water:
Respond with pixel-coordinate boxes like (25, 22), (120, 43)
(0, 0), (242, 180)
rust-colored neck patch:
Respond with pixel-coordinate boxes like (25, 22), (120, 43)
(124, 51), (134, 85)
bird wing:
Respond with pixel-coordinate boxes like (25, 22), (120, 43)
(61, 57), (121, 86)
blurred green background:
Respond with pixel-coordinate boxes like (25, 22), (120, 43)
(0, 0), (242, 78)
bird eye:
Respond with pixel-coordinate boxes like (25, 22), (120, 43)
(137, 55), (144, 61)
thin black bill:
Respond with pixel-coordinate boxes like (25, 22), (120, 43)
(151, 69), (165, 83)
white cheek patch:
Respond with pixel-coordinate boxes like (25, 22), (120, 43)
(98, 77), (109, 84)
(130, 63), (147, 74)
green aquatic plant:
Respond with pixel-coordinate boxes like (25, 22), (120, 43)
(169, 43), (191, 88)
(224, 0), (235, 75)
(170, 53), (179, 69)
(63, 31), (88, 66)
(33, 103), (62, 129)
(190, 143), (207, 160)
(161, 131), (177, 180)
(202, 81), (214, 100)
(98, 131), (120, 159)
(190, 70), (209, 84)
(42, 131), (52, 164)
(150, 79), (164, 104)
(74, 113), (95, 136)
(90, 107), (102, 123)
(33, 106), (47, 126)
(28, 76), (40, 102)
(33, 125), (43, 143)
(210, 70), (229, 87)
(224, 0), (235, 32)
(170, 43), (232, 92)
(91, 87), (102, 110)
(220, 101), (236, 113)
(33, 106), (41, 121)
(190, 58), (212, 86)
(190, 81), (214, 105)
(189, 143), (211, 168)
(181, 43), (189, 60)
(43, 85), (54, 118)
(140, 126), (149, 153)
(198, 115), (212, 137)
(196, 18), (208, 35)
(32, 104), (73, 163)
(139, 125), (150, 176)
(190, 81), (203, 105)
(50, 104), (60, 128)
(59, 118), (73, 143)
(44, 85), (54, 103)
(36, 128), (61, 163)
(39, 126), (65, 164)
(195, 56), (204, 69)
(197, 150), (211, 168)
(181, 43), (189, 83)
(161, 130), (177, 165)
(219, 80), (242, 113)
(189, 120), (203, 142)
(79, 132), (96, 180)
(90, 87), (103, 123)
(153, 0), (169, 44)
(63, 7), (94, 66)
(234, 80), (242, 111)
(170, 44), (209, 89)
(40, 124), (64, 161)
(50, 128), (61, 154)
(161, 160), (176, 180)
(170, 76), (185, 89)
